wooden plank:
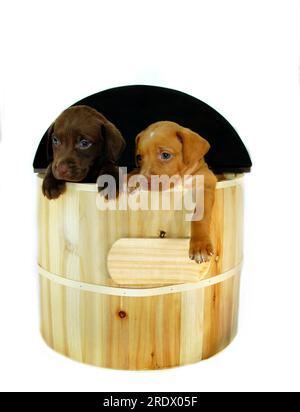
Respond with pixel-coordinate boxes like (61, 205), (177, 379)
(107, 238), (211, 286)
(180, 289), (205, 364)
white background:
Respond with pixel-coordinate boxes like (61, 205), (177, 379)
(0, 0), (299, 392)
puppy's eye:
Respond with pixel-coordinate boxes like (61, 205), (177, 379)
(52, 136), (61, 146)
(136, 154), (142, 163)
(160, 152), (172, 160)
(78, 139), (93, 150)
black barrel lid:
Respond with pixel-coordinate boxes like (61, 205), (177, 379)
(33, 85), (252, 174)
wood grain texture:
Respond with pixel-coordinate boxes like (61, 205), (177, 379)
(38, 174), (244, 369)
(107, 238), (211, 286)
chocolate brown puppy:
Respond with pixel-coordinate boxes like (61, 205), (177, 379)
(134, 121), (217, 264)
(42, 105), (125, 199)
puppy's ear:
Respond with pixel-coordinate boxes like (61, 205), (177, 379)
(46, 122), (55, 163)
(135, 132), (142, 145)
(177, 127), (210, 166)
(102, 121), (126, 163)
(134, 132), (143, 166)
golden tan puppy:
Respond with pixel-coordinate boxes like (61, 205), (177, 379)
(134, 121), (217, 263)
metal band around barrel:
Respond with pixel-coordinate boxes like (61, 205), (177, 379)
(38, 262), (242, 297)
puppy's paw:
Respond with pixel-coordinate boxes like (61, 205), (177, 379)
(189, 238), (214, 264)
(42, 178), (66, 200)
(98, 183), (119, 200)
(127, 183), (140, 194)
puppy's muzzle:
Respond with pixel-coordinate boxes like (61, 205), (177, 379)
(53, 161), (87, 182)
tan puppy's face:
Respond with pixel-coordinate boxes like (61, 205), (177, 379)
(135, 121), (210, 179)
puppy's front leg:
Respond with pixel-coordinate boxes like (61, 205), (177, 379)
(42, 164), (66, 200)
(189, 174), (217, 264)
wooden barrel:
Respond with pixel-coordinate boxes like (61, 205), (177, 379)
(37, 174), (244, 369)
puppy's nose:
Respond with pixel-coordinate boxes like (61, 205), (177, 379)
(56, 163), (69, 176)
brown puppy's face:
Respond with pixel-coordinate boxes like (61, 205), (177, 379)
(135, 121), (210, 180)
(48, 106), (125, 182)
(48, 106), (105, 182)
